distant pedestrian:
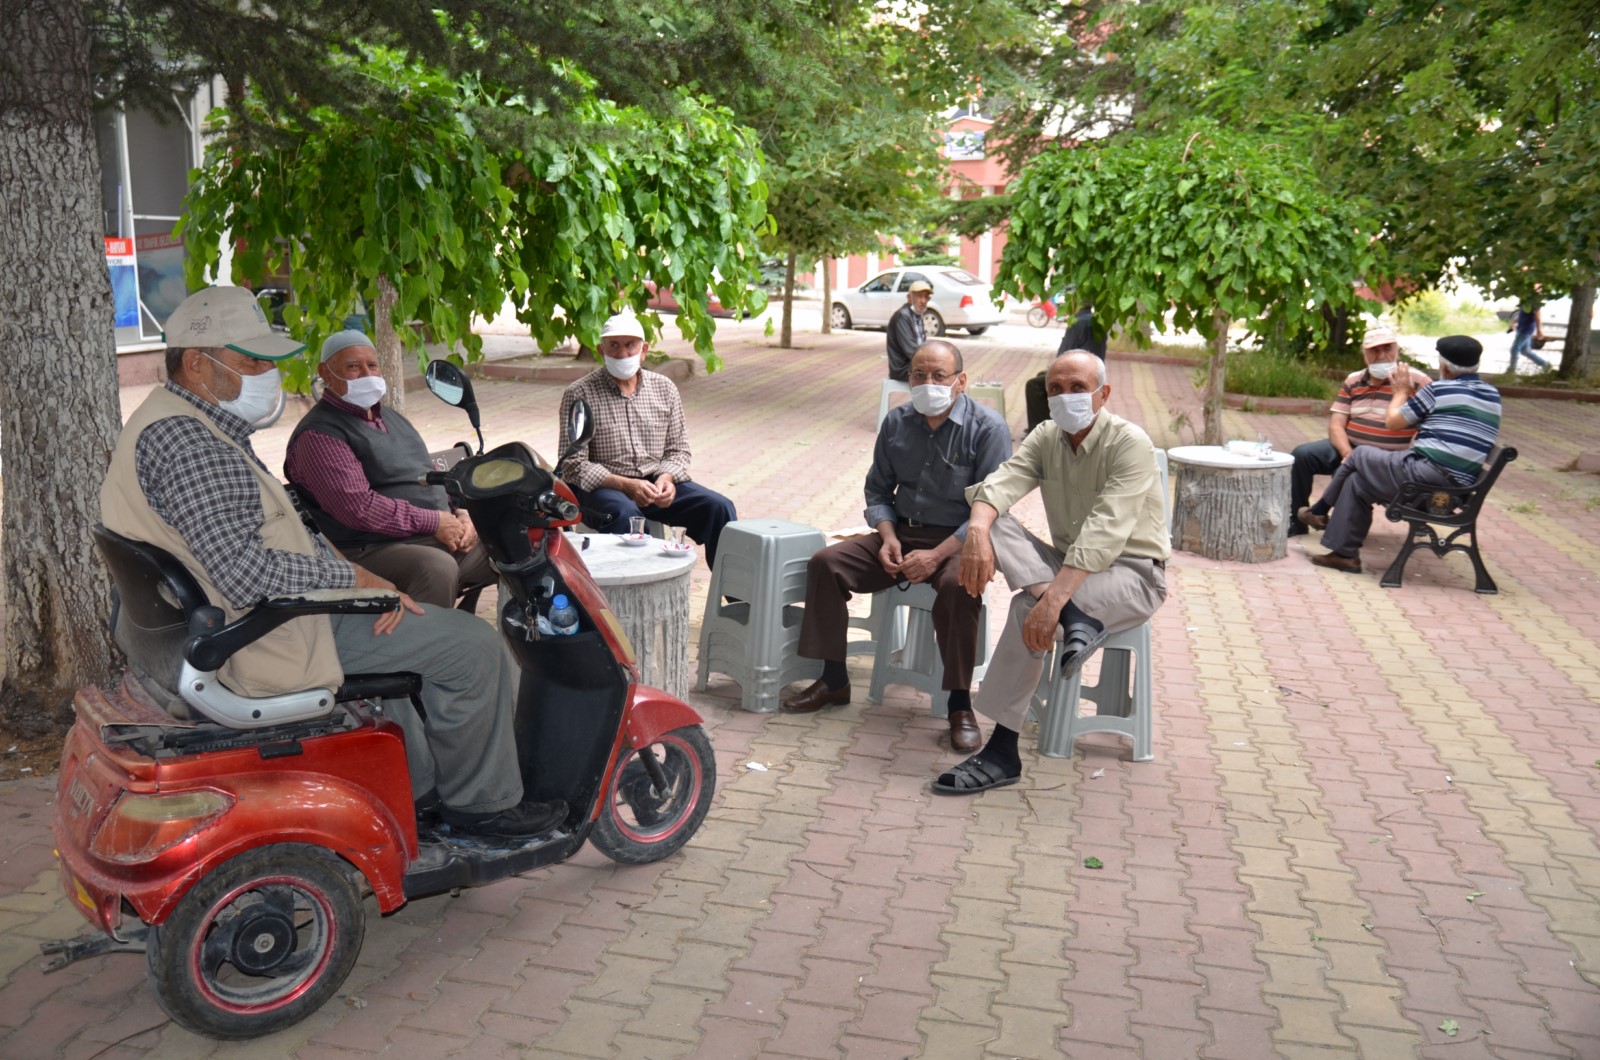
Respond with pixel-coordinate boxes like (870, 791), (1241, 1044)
(1056, 305), (1106, 359)
(1508, 302), (1551, 372)
(886, 280), (933, 382)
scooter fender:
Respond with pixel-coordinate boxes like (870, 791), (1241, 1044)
(622, 685), (703, 750)
(130, 770), (416, 926)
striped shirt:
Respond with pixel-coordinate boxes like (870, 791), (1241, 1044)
(558, 368), (692, 493)
(1333, 367), (1431, 450)
(1402, 374), (1502, 484)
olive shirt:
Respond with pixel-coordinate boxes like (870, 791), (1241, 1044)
(965, 411), (1170, 574)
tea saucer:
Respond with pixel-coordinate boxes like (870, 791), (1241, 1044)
(620, 533), (651, 546)
(659, 542), (695, 556)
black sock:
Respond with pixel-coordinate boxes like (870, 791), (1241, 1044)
(976, 725), (1021, 775)
(1310, 500), (1330, 517)
(821, 659), (848, 690)
(1058, 600), (1104, 636)
(946, 689), (971, 712)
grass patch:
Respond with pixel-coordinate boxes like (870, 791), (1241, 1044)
(1210, 347), (1337, 400)
(1116, 340), (1206, 361)
(1506, 500), (1541, 514)
(1392, 290), (1501, 337)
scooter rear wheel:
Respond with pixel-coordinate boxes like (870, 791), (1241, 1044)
(591, 725), (715, 865)
(146, 844), (365, 1040)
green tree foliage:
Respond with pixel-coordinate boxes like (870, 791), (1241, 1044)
(182, 49), (770, 389)
(997, 121), (1377, 442)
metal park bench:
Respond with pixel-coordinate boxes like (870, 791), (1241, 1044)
(1380, 445), (1518, 594)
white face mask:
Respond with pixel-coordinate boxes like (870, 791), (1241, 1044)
(341, 374), (387, 409)
(910, 384), (954, 416)
(604, 354), (642, 380)
(1048, 390), (1100, 435)
(206, 354), (283, 425)
(1367, 360), (1397, 380)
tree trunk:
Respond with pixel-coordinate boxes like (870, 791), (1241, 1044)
(0, 0), (123, 734)
(374, 274), (406, 413)
(1170, 461), (1291, 563)
(779, 249), (796, 349)
(820, 258), (832, 335)
(1202, 309), (1228, 445)
(1321, 303), (1350, 360)
(1559, 281), (1594, 380)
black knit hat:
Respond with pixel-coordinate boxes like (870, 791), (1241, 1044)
(1436, 335), (1483, 368)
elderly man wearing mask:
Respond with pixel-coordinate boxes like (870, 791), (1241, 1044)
(558, 311), (737, 567)
(935, 350), (1171, 795)
(1287, 325), (1433, 537)
(780, 340), (1012, 751)
(284, 330), (493, 608)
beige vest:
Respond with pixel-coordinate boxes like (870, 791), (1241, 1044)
(101, 386), (344, 697)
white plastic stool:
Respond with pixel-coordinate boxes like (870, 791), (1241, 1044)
(966, 381), (1008, 426)
(1027, 449), (1168, 760)
(865, 582), (989, 719)
(695, 519), (825, 713)
(877, 378), (912, 428)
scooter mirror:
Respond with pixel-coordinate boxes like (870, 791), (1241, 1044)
(425, 360), (485, 454)
(555, 397), (595, 471)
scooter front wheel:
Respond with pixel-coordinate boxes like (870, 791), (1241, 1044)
(591, 725), (716, 865)
(145, 844), (365, 1040)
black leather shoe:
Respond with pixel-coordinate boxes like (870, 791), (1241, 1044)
(781, 679), (851, 714)
(948, 709), (982, 752)
(414, 788), (443, 828)
(1310, 551), (1362, 574)
(445, 799), (568, 838)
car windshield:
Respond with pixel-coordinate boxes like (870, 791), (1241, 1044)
(941, 269), (985, 286)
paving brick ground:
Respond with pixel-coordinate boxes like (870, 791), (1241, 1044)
(1, 320), (1597, 1057)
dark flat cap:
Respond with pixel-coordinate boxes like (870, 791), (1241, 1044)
(1435, 334), (1483, 367)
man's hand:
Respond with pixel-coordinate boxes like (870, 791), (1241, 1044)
(650, 473), (677, 508)
(897, 549), (941, 584)
(434, 511), (469, 552)
(1022, 590), (1065, 653)
(617, 477), (659, 507)
(958, 526), (995, 597)
(352, 565), (425, 633)
(455, 514), (479, 553)
(878, 534), (904, 575)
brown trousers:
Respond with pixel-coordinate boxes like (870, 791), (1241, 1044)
(797, 523), (982, 691)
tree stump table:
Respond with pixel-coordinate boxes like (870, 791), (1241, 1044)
(571, 533), (696, 697)
(1167, 445), (1295, 563)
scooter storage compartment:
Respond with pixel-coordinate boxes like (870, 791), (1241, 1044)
(512, 631), (629, 812)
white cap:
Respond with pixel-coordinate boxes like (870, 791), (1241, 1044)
(162, 287), (305, 361)
(600, 311), (646, 341)
(1362, 325), (1399, 349)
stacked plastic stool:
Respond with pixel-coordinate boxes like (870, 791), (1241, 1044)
(695, 519), (826, 713)
(865, 583), (990, 719)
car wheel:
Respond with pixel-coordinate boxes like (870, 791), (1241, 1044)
(965, 326), (989, 336)
(830, 303), (852, 330)
(924, 310), (945, 337)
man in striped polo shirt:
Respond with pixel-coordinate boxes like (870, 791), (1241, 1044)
(1288, 326), (1433, 536)
(1300, 335), (1501, 573)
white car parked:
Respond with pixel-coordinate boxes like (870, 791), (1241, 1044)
(831, 266), (1004, 337)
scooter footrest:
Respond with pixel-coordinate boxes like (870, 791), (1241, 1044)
(337, 673), (423, 702)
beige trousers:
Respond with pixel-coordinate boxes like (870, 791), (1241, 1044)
(974, 516), (1167, 731)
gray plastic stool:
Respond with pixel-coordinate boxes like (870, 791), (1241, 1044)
(695, 519), (825, 713)
(865, 582), (990, 718)
(1027, 448), (1168, 760)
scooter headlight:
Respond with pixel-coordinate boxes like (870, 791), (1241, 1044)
(89, 790), (234, 864)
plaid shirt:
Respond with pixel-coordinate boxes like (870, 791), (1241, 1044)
(134, 382), (354, 610)
(282, 394), (443, 538)
(558, 368), (692, 492)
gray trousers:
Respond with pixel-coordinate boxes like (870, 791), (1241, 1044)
(332, 605), (521, 814)
(974, 516), (1168, 732)
(1318, 448), (1454, 557)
